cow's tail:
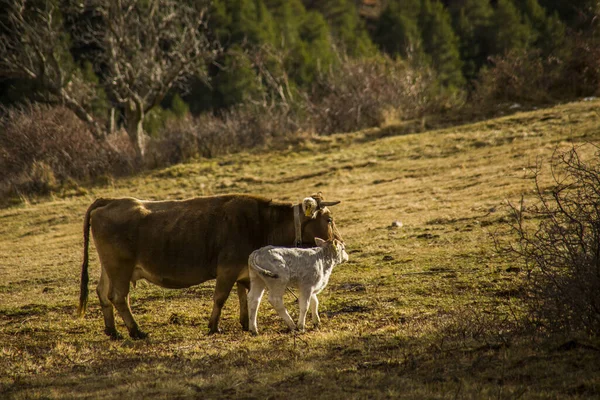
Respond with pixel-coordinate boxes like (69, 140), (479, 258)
(78, 198), (111, 318)
(248, 252), (279, 279)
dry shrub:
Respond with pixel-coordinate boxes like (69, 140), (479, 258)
(144, 117), (201, 169)
(306, 55), (449, 134)
(505, 145), (600, 335)
(203, 103), (299, 153)
(0, 104), (134, 201)
(144, 103), (300, 167)
(472, 49), (562, 109)
(560, 30), (600, 97)
(472, 20), (600, 113)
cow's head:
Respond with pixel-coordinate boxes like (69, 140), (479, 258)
(300, 192), (343, 245)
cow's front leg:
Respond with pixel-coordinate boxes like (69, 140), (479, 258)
(237, 279), (250, 331)
(208, 269), (237, 335)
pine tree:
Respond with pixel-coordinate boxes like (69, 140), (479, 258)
(210, 0), (277, 46)
(514, 0), (567, 56)
(288, 11), (334, 86)
(538, 0), (598, 28)
(264, 0), (306, 48)
(373, 0), (424, 60)
(419, 0), (465, 88)
(307, 0), (376, 56)
(215, 46), (263, 108)
(450, 0), (494, 81)
(491, 0), (536, 55)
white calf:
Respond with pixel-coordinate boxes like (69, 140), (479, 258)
(247, 238), (349, 334)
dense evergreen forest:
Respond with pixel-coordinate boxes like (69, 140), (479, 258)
(0, 0), (599, 199)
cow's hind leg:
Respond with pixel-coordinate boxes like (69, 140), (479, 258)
(96, 269), (121, 339)
(103, 257), (147, 340)
(237, 279), (250, 331)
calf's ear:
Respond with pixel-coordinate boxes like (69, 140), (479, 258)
(314, 237), (327, 247)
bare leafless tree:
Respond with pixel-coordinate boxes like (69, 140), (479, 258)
(0, 0), (218, 159)
(0, 0), (106, 140)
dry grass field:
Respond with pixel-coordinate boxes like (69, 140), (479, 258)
(1, 100), (600, 399)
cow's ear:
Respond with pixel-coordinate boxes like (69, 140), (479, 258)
(302, 197), (318, 218)
(314, 237), (326, 247)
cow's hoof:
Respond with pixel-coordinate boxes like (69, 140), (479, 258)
(129, 329), (148, 340)
(105, 327), (123, 340)
(250, 330), (258, 336)
(208, 327), (222, 335)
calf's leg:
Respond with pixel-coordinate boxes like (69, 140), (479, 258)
(247, 276), (266, 335)
(297, 287), (312, 332)
(310, 294), (320, 328)
(268, 285), (296, 331)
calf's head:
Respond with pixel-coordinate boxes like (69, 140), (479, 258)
(315, 238), (349, 264)
(301, 192), (343, 245)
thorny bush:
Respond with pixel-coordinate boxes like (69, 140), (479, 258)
(506, 144), (600, 335)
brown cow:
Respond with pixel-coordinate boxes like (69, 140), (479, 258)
(78, 193), (341, 339)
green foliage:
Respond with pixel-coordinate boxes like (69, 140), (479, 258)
(450, 0), (494, 81)
(419, 0), (464, 88)
(210, 0), (277, 46)
(374, 0), (463, 88)
(214, 46), (264, 107)
(307, 0), (376, 56)
(143, 95), (190, 137)
(373, 0), (423, 59)
(538, 0), (599, 27)
(288, 11), (335, 86)
(170, 94), (190, 119)
(264, 0), (306, 47)
(80, 61), (109, 120)
(490, 0), (536, 55)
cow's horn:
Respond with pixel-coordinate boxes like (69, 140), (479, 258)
(320, 200), (341, 207)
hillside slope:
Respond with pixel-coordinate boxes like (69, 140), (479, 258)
(1, 100), (600, 399)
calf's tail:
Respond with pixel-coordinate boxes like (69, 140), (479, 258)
(78, 198), (111, 317)
(248, 251), (279, 279)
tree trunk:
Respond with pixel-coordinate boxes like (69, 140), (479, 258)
(59, 88), (107, 141)
(124, 100), (146, 161)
